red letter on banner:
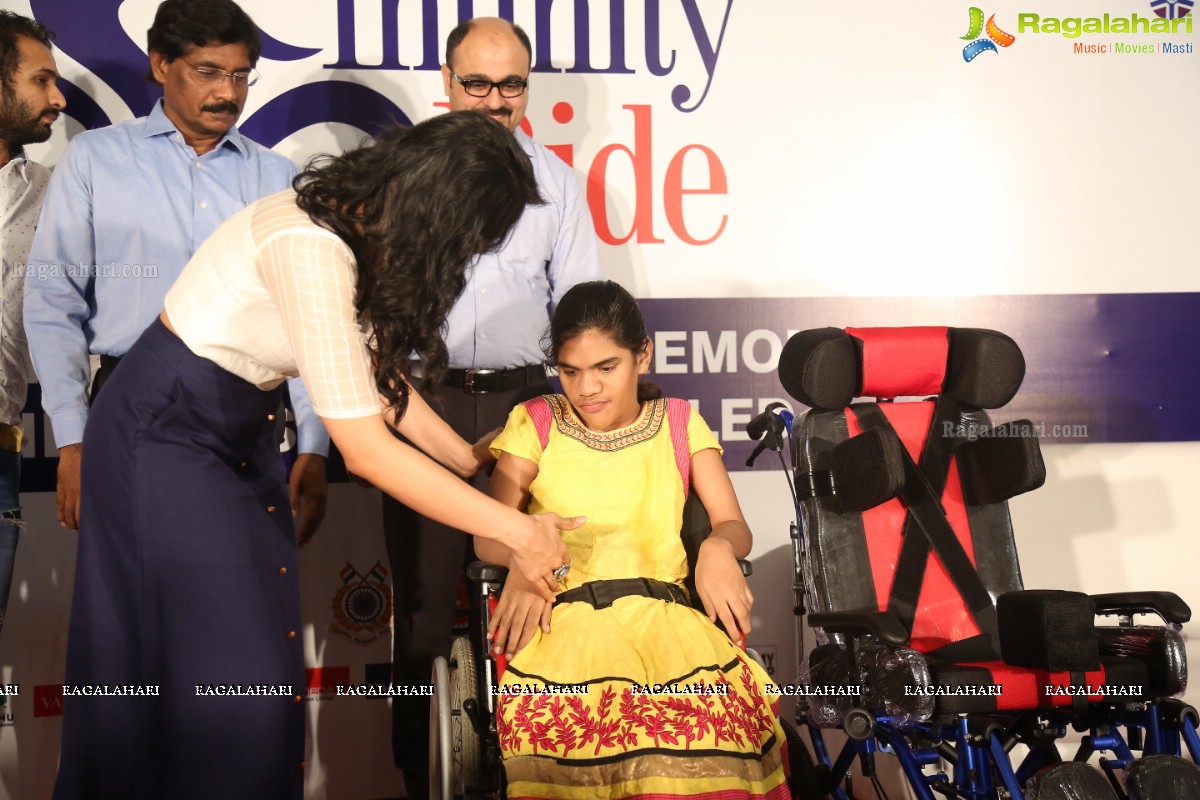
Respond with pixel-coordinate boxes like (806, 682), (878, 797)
(664, 144), (727, 245)
(587, 104), (662, 245)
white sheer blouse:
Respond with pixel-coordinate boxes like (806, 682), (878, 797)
(164, 190), (380, 419)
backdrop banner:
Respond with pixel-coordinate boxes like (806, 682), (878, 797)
(1, 0), (1196, 797)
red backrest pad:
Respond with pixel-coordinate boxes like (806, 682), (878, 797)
(845, 400), (982, 652)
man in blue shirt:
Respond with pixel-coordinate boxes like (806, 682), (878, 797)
(384, 17), (602, 798)
(24, 0), (328, 541)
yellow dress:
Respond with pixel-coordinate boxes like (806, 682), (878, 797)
(490, 395), (789, 800)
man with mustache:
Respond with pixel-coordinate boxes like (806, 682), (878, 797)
(383, 17), (601, 799)
(24, 0), (328, 545)
(0, 10), (65, 644)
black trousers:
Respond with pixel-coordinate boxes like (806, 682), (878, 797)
(384, 379), (549, 796)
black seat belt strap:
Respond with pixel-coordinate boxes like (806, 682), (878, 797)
(852, 403), (998, 643)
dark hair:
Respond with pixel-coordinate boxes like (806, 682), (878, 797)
(0, 11), (54, 89)
(445, 18), (533, 71)
(146, 0), (262, 81)
(294, 111), (543, 418)
(546, 280), (662, 403)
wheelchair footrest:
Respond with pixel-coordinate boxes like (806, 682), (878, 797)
(1126, 754), (1200, 800)
(1025, 762), (1118, 800)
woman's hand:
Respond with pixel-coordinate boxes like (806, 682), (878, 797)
(695, 537), (754, 638)
(488, 569), (553, 659)
(507, 513), (582, 600)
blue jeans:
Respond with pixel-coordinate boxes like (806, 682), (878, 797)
(0, 450), (21, 638)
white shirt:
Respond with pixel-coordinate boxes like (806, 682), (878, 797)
(0, 151), (49, 427)
(165, 190), (379, 420)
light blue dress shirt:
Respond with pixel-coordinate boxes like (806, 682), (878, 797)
(443, 129), (603, 369)
(24, 101), (328, 454)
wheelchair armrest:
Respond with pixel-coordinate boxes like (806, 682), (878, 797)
(466, 561), (509, 584)
(808, 610), (908, 647)
(1091, 591), (1191, 625)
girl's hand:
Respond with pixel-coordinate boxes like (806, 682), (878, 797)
(694, 537), (754, 638)
(488, 570), (554, 659)
(508, 513), (583, 600)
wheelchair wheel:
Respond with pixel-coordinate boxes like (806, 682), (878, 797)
(431, 638), (488, 800)
(782, 718), (826, 799)
(449, 636), (486, 796)
(430, 656), (453, 800)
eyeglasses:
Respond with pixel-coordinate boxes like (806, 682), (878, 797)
(449, 70), (528, 99)
(181, 58), (259, 88)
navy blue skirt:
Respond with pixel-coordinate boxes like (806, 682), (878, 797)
(55, 318), (305, 800)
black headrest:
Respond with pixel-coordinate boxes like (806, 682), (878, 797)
(778, 327), (1025, 411)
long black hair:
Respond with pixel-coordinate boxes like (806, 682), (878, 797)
(295, 111), (543, 417)
(545, 280), (662, 403)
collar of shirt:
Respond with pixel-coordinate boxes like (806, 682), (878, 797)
(143, 98), (250, 159)
(0, 147), (32, 183)
(513, 127), (536, 159)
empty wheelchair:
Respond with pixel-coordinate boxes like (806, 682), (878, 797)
(754, 326), (1200, 800)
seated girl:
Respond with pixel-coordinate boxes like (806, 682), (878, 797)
(475, 280), (789, 800)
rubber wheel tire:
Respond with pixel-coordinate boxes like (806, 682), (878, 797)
(450, 636), (485, 796)
(782, 717), (826, 799)
(430, 656), (453, 800)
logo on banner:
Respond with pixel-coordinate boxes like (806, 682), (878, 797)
(33, 684), (63, 717)
(306, 665), (350, 700)
(1016, 9), (1193, 51)
(330, 562), (392, 645)
(961, 8), (1017, 62)
(1152, 0), (1193, 18)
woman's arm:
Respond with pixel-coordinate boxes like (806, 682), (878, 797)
(690, 447), (755, 636)
(476, 451), (537, 562)
(691, 447), (752, 557)
(322, 414), (577, 599)
(252, 226), (570, 590)
(382, 382), (496, 477)
(479, 451), (553, 658)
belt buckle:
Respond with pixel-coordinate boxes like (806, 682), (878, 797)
(462, 369), (497, 395)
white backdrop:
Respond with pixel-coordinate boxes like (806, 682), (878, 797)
(0, 1), (1197, 797)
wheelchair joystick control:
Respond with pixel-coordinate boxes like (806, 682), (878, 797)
(843, 707), (876, 741)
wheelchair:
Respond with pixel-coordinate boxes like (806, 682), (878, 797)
(428, 490), (805, 800)
(747, 326), (1200, 800)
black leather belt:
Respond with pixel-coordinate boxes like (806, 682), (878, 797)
(90, 354), (125, 403)
(556, 578), (690, 610)
(443, 364), (546, 395)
